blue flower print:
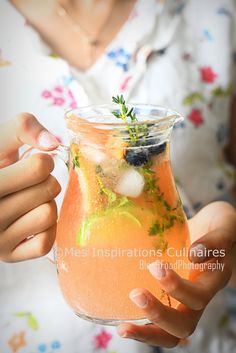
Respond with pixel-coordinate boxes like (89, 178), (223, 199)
(217, 7), (232, 18)
(174, 3), (186, 15)
(232, 51), (236, 64)
(202, 29), (213, 41)
(193, 202), (203, 212)
(107, 48), (131, 72)
(38, 344), (47, 352)
(216, 123), (228, 145)
(183, 205), (191, 219)
(62, 75), (74, 86)
(153, 347), (162, 353)
(170, 1), (186, 15)
(216, 180), (225, 191)
(51, 341), (61, 349)
(35, 340), (61, 353)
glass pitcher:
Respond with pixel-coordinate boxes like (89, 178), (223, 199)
(55, 103), (190, 325)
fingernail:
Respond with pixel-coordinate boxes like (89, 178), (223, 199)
(189, 243), (207, 263)
(38, 131), (59, 149)
(129, 290), (148, 308)
(148, 261), (166, 280)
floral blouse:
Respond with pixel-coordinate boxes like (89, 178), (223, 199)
(0, 0), (236, 353)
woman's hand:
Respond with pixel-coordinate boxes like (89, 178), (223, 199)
(0, 113), (61, 262)
(117, 201), (236, 347)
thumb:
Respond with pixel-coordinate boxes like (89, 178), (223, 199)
(0, 113), (59, 159)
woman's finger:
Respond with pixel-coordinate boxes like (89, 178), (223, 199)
(117, 323), (180, 348)
(4, 224), (57, 262)
(0, 201), (57, 253)
(0, 175), (61, 230)
(148, 260), (231, 310)
(0, 113), (59, 164)
(128, 288), (202, 338)
(0, 151), (19, 168)
(0, 153), (54, 198)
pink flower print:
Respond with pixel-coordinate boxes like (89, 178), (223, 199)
(182, 52), (192, 61)
(188, 109), (204, 128)
(42, 90), (52, 99)
(200, 66), (217, 83)
(68, 90), (74, 99)
(120, 75), (132, 92)
(53, 97), (65, 106)
(94, 329), (112, 349)
(41, 76), (78, 108)
(67, 89), (78, 109)
(70, 101), (77, 109)
(54, 86), (64, 94)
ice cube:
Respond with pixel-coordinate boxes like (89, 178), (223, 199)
(80, 145), (107, 164)
(115, 168), (145, 198)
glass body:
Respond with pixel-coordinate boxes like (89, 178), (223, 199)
(56, 104), (190, 325)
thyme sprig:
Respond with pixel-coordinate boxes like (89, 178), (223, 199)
(71, 143), (80, 169)
(139, 161), (185, 250)
(95, 164), (131, 208)
(112, 95), (148, 143)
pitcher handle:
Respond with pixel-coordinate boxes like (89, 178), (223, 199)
(20, 143), (70, 166)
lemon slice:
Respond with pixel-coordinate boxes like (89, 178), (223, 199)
(76, 207), (142, 247)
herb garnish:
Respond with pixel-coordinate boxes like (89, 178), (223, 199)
(149, 221), (163, 236)
(139, 161), (185, 250)
(96, 174), (117, 205)
(72, 154), (80, 169)
(71, 143), (80, 169)
(95, 164), (131, 208)
(112, 95), (148, 143)
(112, 96), (185, 249)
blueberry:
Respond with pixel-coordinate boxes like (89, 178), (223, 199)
(124, 140), (167, 166)
(125, 148), (149, 166)
(147, 142), (167, 157)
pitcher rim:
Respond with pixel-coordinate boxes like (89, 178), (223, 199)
(65, 103), (184, 127)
